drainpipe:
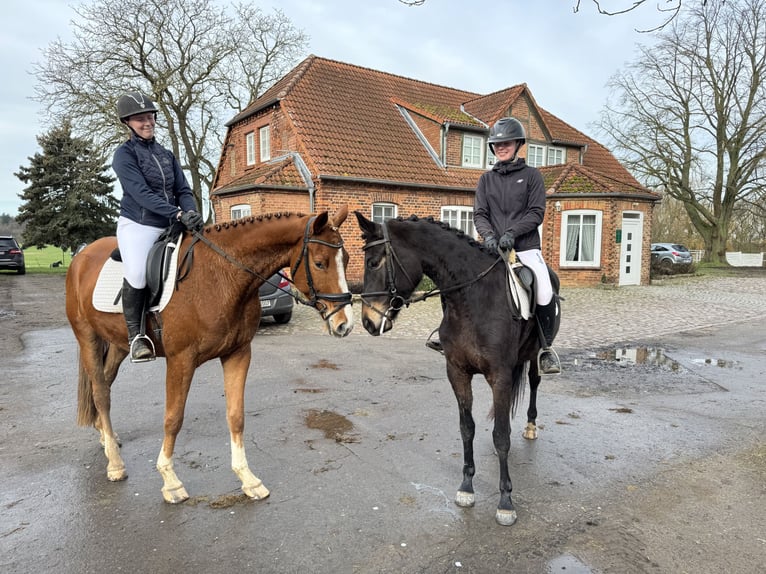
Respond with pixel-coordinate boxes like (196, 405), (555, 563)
(442, 123), (450, 166)
(287, 152), (316, 212)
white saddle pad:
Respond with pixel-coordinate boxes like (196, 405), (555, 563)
(506, 261), (532, 320)
(92, 241), (181, 314)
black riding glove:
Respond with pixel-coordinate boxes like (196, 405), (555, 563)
(499, 231), (516, 252)
(179, 211), (204, 231)
(483, 234), (498, 253)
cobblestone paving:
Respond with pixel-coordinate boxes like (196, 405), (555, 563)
(259, 274), (766, 350)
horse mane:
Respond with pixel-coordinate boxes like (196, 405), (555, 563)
(204, 211), (307, 235)
(395, 215), (494, 255)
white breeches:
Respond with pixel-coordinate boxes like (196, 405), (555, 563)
(516, 249), (553, 306)
(116, 216), (164, 289)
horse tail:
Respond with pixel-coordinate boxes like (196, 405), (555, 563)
(76, 339), (110, 427)
(510, 361), (528, 418)
(486, 361), (529, 421)
(76, 348), (97, 427)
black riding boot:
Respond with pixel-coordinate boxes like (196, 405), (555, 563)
(536, 300), (561, 375)
(122, 279), (155, 363)
(425, 294), (446, 354)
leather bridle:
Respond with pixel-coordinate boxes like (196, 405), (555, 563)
(359, 221), (501, 332)
(182, 215), (352, 322)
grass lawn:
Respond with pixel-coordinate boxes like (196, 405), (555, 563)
(20, 245), (72, 274)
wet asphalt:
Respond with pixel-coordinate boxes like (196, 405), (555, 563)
(2, 273), (765, 573)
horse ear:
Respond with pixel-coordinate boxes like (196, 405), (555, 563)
(354, 210), (379, 239)
(312, 211), (330, 233)
(330, 204), (348, 227)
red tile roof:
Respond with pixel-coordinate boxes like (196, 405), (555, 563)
(220, 55), (651, 196)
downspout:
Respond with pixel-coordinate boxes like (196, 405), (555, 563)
(442, 123), (450, 166)
(288, 152), (316, 212)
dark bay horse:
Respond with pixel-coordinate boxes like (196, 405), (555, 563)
(355, 212), (559, 526)
(66, 207), (353, 503)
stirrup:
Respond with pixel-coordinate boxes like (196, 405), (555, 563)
(425, 328), (444, 354)
(129, 335), (156, 363)
(537, 347), (561, 375)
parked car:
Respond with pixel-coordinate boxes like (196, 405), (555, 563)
(651, 243), (693, 268)
(0, 236), (25, 274)
(259, 272), (294, 324)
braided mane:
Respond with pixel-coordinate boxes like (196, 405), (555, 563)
(398, 214), (493, 254)
(205, 212), (307, 234)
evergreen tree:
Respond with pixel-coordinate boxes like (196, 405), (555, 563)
(15, 122), (118, 252)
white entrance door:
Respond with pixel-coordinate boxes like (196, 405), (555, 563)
(619, 213), (643, 286)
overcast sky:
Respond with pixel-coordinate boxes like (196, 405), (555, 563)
(0, 0), (663, 216)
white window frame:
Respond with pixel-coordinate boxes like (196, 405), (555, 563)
(372, 202), (397, 223)
(441, 206), (476, 238)
(559, 209), (603, 268)
(461, 134), (483, 168)
(231, 203), (252, 220)
(486, 147), (496, 168)
(259, 125), (271, 162)
(527, 144), (544, 167)
(246, 132), (255, 166)
(547, 146), (566, 166)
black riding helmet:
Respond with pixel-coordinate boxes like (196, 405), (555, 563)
(117, 92), (158, 123)
(487, 117), (526, 154)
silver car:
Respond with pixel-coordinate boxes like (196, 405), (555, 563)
(651, 243), (693, 268)
(259, 272), (294, 324)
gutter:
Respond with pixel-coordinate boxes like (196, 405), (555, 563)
(318, 174), (476, 193)
(548, 191), (661, 203)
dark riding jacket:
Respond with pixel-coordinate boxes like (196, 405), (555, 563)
(112, 133), (197, 229)
(473, 159), (546, 252)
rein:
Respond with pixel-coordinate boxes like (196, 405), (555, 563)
(360, 221), (503, 324)
(177, 217), (352, 320)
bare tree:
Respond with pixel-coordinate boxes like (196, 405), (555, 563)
(600, 0), (766, 263)
(33, 0), (308, 215)
(399, 0), (709, 31)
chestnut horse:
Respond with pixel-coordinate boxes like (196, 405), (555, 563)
(66, 207), (353, 503)
(355, 212), (560, 526)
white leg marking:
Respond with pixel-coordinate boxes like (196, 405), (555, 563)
(231, 437), (269, 500)
(156, 448), (188, 503)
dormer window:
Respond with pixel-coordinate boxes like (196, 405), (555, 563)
(461, 134), (484, 168)
(527, 143), (566, 167)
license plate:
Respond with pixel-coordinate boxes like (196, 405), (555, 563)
(261, 300), (272, 308)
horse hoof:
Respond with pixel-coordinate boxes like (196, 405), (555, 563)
(455, 490), (475, 507)
(107, 467), (127, 481)
(496, 508), (518, 526)
(522, 423), (538, 440)
(162, 485), (190, 504)
(243, 483), (270, 500)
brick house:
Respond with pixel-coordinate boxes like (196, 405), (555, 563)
(211, 55), (659, 288)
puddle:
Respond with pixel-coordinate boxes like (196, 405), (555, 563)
(593, 346), (679, 369)
(546, 553), (593, 573)
(693, 357), (737, 368)
(304, 409), (358, 443)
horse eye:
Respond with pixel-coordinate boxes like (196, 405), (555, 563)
(314, 260), (326, 270)
(366, 257), (381, 271)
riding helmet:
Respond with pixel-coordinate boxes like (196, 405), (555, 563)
(117, 92), (158, 123)
(487, 117), (526, 153)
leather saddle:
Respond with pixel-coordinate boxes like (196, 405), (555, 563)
(111, 221), (186, 308)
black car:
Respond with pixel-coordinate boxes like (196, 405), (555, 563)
(0, 236), (25, 274)
(259, 272), (294, 324)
